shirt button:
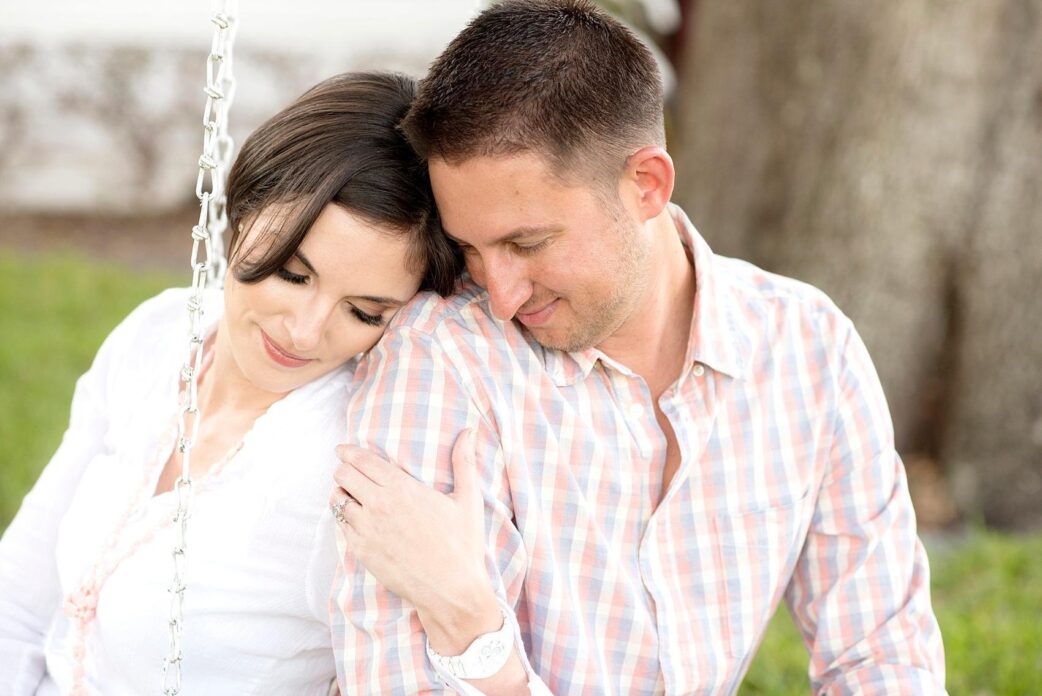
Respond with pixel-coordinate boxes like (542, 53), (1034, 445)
(692, 364), (705, 377)
(628, 403), (645, 419)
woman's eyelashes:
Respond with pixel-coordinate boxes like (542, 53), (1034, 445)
(275, 267), (385, 327)
(276, 268), (308, 285)
(350, 306), (385, 327)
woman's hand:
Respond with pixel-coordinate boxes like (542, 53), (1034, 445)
(331, 431), (532, 693)
(330, 430), (501, 649)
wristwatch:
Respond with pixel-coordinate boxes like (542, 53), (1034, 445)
(426, 606), (513, 680)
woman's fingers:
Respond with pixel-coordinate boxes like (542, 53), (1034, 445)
(332, 457), (378, 506)
(333, 432), (481, 529)
(336, 444), (399, 487)
(337, 507), (365, 551)
(327, 432), (492, 612)
(329, 487), (362, 525)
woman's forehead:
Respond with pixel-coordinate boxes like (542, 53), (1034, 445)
(295, 204), (421, 299)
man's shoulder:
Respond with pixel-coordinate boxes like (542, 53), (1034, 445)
(673, 205), (849, 333)
(707, 253), (857, 374)
(354, 277), (546, 389)
(715, 253), (848, 325)
(385, 277), (526, 347)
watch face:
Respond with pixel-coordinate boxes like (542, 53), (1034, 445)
(428, 608), (513, 679)
(478, 639), (507, 667)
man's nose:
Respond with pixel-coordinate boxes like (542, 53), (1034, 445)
(480, 254), (531, 322)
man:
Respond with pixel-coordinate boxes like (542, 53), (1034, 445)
(331, 1), (946, 693)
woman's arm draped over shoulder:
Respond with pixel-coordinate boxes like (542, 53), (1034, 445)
(330, 319), (553, 696)
(0, 295), (154, 696)
(332, 432), (535, 696)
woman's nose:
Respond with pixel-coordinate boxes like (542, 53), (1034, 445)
(285, 298), (332, 353)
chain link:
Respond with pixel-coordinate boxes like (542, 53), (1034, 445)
(162, 2), (238, 693)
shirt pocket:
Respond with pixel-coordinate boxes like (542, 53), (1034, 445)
(710, 494), (808, 659)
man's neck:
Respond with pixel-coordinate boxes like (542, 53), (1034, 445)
(597, 209), (695, 396)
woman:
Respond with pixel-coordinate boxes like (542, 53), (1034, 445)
(0, 71), (469, 695)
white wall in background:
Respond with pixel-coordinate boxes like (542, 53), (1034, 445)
(0, 1), (480, 213)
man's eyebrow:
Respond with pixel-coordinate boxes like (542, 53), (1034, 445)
(348, 294), (409, 308)
(294, 250), (318, 275)
(443, 224), (562, 246)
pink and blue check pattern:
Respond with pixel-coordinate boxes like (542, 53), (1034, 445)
(332, 206), (946, 695)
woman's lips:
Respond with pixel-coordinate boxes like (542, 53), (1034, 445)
(260, 330), (313, 368)
(516, 299), (557, 327)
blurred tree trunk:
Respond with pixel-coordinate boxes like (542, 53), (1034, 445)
(672, 1), (1042, 528)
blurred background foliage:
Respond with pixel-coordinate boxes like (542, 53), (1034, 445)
(1, 0), (1040, 692)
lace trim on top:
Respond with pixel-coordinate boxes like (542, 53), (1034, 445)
(62, 339), (245, 695)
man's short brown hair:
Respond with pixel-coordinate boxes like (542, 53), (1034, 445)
(401, 0), (665, 185)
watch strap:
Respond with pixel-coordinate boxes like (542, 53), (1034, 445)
(426, 606), (513, 680)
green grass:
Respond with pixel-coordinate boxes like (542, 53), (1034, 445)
(739, 607), (806, 693)
(2, 251), (1040, 694)
(0, 251), (178, 528)
(930, 531), (1042, 694)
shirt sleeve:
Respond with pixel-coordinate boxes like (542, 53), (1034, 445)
(0, 307), (128, 695)
(331, 321), (552, 695)
(785, 320), (947, 695)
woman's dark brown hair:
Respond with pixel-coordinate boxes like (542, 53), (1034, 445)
(225, 71), (461, 296)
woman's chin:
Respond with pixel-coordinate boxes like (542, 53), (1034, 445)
(239, 360), (327, 397)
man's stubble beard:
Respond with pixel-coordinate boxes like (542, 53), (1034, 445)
(533, 207), (650, 353)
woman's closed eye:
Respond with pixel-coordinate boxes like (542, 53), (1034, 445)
(275, 267), (309, 285)
(349, 304), (385, 327)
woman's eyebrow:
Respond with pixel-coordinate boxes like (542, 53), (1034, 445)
(296, 249), (410, 307)
(294, 250), (318, 275)
(349, 295), (409, 308)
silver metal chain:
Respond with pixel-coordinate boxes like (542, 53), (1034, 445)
(161, 2), (238, 694)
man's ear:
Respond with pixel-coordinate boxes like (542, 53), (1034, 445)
(620, 146), (675, 222)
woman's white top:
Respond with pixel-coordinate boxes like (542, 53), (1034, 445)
(0, 288), (352, 696)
